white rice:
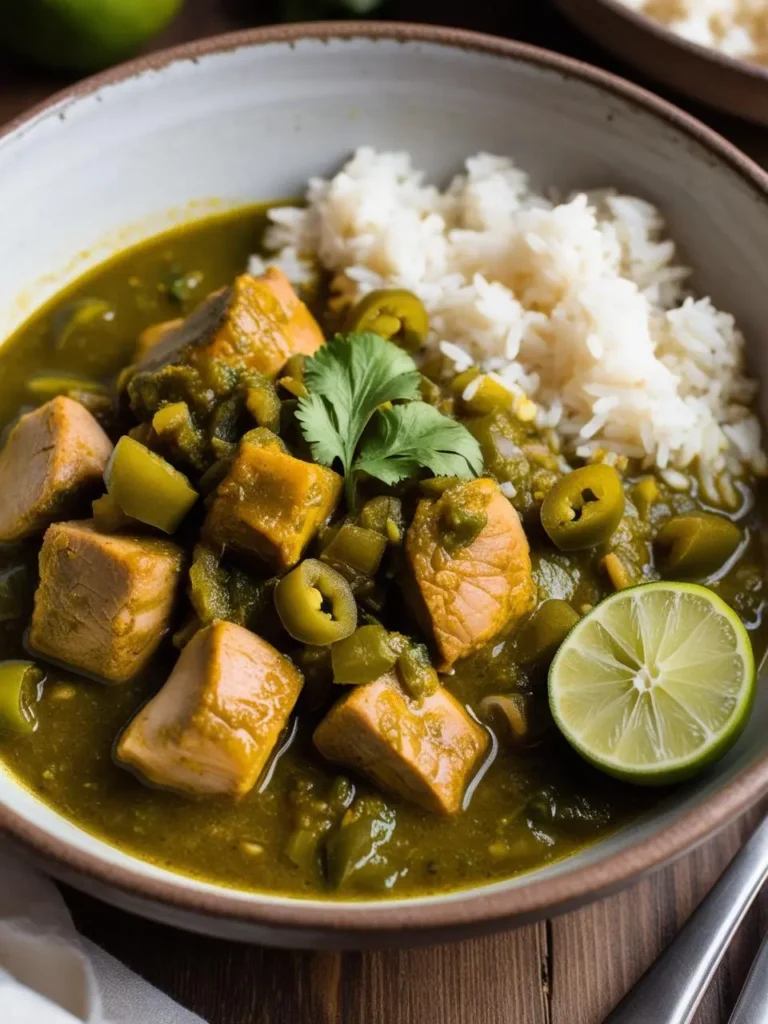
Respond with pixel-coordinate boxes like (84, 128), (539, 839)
(618, 0), (768, 64)
(249, 148), (766, 487)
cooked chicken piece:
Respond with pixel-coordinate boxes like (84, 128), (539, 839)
(405, 478), (536, 670)
(134, 318), (183, 362)
(136, 268), (324, 379)
(203, 433), (342, 571)
(0, 397), (112, 542)
(314, 673), (488, 815)
(29, 521), (183, 684)
(116, 620), (303, 797)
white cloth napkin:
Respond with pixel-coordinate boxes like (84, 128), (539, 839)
(0, 844), (207, 1024)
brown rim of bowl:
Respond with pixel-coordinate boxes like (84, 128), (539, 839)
(2, 21), (768, 936)
(586, 0), (768, 83)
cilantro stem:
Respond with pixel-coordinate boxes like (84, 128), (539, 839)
(344, 468), (358, 513)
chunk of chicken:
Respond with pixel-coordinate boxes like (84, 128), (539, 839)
(405, 478), (536, 670)
(116, 621), (303, 797)
(314, 674), (488, 815)
(136, 268), (324, 379)
(0, 397), (112, 542)
(203, 433), (342, 571)
(29, 521), (183, 684)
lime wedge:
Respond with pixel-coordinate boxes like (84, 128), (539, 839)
(548, 582), (755, 785)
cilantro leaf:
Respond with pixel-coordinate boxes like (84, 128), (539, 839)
(355, 402), (484, 486)
(296, 333), (422, 502)
(293, 392), (343, 468)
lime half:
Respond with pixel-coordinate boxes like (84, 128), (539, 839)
(549, 582), (755, 785)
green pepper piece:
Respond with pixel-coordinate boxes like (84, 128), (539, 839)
(419, 476), (463, 498)
(655, 513), (743, 580)
(274, 559), (357, 645)
(631, 476), (660, 521)
(344, 289), (429, 352)
(396, 640), (439, 700)
(53, 298), (113, 352)
(27, 374), (108, 402)
(242, 373), (281, 432)
(0, 566), (30, 623)
(104, 436), (198, 534)
(324, 796), (396, 889)
(460, 375), (515, 415)
(436, 484), (490, 553)
(91, 494), (137, 534)
(321, 523), (387, 579)
(540, 464), (625, 551)
(189, 545), (231, 624)
(151, 401), (208, 472)
(514, 600), (580, 666)
(357, 496), (404, 544)
(331, 625), (399, 685)
(419, 374), (442, 407)
(0, 661), (44, 735)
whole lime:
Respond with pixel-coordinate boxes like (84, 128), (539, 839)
(0, 0), (185, 73)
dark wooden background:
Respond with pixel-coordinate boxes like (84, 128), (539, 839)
(2, 2), (767, 1021)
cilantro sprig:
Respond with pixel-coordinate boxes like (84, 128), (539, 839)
(296, 333), (483, 507)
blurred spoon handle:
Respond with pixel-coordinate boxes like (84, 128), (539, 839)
(729, 932), (768, 1024)
(605, 815), (768, 1024)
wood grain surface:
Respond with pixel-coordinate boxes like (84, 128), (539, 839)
(1, 2), (768, 1021)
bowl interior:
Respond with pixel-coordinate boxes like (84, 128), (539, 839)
(1, 27), (768, 930)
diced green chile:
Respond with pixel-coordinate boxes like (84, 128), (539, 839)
(151, 401), (208, 472)
(321, 524), (387, 579)
(515, 600), (580, 666)
(395, 639), (439, 701)
(274, 559), (357, 645)
(27, 374), (108, 401)
(655, 513), (743, 579)
(358, 496), (404, 544)
(439, 502), (488, 553)
(105, 436), (198, 534)
(91, 494), (137, 534)
(189, 545), (231, 624)
(243, 373), (281, 432)
(540, 465), (625, 551)
(0, 566), (30, 623)
(0, 661), (44, 735)
(332, 626), (399, 685)
(324, 797), (397, 888)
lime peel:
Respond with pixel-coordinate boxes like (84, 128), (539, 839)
(548, 582), (755, 786)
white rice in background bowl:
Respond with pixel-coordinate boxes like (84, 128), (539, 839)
(249, 148), (768, 507)
(616, 0), (768, 65)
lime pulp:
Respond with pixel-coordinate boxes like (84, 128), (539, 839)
(548, 582), (755, 785)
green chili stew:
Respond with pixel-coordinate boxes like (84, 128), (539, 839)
(0, 207), (765, 899)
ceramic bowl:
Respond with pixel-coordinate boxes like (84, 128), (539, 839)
(1, 23), (768, 949)
(556, 0), (768, 123)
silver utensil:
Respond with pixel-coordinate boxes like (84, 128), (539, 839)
(605, 814), (768, 1024)
(729, 932), (768, 1024)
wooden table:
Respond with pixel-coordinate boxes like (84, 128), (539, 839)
(2, 2), (767, 1021)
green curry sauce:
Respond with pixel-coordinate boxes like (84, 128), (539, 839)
(0, 209), (765, 899)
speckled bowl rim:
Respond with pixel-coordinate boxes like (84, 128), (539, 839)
(1, 21), (768, 938)
(583, 0), (768, 84)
